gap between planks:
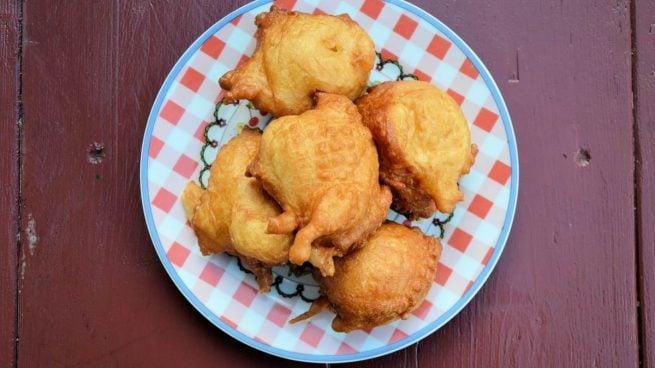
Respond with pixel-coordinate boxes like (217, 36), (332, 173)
(629, 0), (645, 366)
(13, 0), (25, 366)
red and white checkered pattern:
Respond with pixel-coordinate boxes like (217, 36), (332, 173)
(145, 0), (513, 357)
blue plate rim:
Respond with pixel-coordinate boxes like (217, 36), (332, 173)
(139, 0), (519, 363)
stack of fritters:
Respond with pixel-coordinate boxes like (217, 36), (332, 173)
(182, 129), (292, 292)
(182, 5), (475, 332)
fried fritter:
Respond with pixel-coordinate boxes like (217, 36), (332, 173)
(219, 6), (375, 117)
(181, 128), (292, 291)
(293, 223), (441, 332)
(181, 181), (203, 221)
(189, 129), (260, 256)
(248, 93), (392, 276)
(230, 179), (290, 265)
(356, 80), (476, 218)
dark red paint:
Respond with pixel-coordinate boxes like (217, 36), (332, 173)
(0, 0), (651, 367)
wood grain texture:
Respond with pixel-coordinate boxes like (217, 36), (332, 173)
(0, 1), (19, 367)
(17, 0), (640, 367)
(18, 1), (314, 367)
(634, 0), (655, 366)
(346, 0), (639, 367)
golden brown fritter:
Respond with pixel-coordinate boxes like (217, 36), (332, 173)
(230, 179), (291, 265)
(356, 80), (476, 218)
(181, 128), (292, 291)
(181, 181), (203, 221)
(189, 129), (260, 256)
(219, 6), (375, 117)
(248, 93), (392, 276)
(307, 223), (441, 332)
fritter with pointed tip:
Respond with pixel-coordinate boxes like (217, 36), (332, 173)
(292, 223), (441, 332)
(248, 93), (392, 276)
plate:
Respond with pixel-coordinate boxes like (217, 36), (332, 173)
(140, 0), (518, 363)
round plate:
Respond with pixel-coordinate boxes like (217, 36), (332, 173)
(140, 0), (518, 363)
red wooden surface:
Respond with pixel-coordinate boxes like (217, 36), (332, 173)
(4, 0), (651, 366)
(17, 1), (311, 367)
(0, 1), (19, 367)
(635, 0), (655, 366)
(344, 2), (640, 366)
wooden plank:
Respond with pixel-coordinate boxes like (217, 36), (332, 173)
(346, 0), (639, 367)
(0, 1), (19, 367)
(634, 0), (655, 366)
(18, 1), (640, 367)
(427, 0), (640, 365)
(18, 1), (317, 366)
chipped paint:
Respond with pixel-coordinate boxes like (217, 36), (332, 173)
(26, 213), (38, 255)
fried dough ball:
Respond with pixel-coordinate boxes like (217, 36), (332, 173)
(230, 179), (290, 265)
(219, 5), (375, 117)
(248, 93), (392, 276)
(356, 80), (477, 218)
(181, 128), (292, 291)
(293, 223), (441, 332)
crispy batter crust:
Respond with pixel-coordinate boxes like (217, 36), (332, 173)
(248, 93), (392, 276)
(315, 223), (442, 332)
(219, 5), (375, 117)
(356, 80), (476, 218)
(180, 129), (292, 291)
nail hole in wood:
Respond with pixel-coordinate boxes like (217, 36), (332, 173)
(575, 148), (591, 168)
(87, 142), (105, 164)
